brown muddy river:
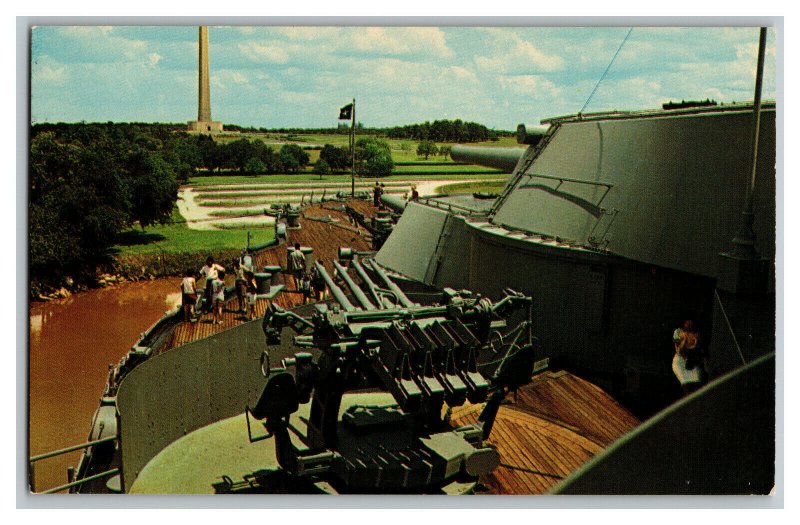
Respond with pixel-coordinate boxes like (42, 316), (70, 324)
(28, 278), (181, 493)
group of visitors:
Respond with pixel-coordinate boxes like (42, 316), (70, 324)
(179, 250), (259, 325)
(288, 243), (328, 304)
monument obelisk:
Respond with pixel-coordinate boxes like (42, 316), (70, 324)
(188, 26), (223, 133)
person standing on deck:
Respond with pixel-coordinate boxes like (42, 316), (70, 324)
(289, 243), (306, 291)
(212, 269), (226, 325)
(311, 262), (327, 301)
(671, 318), (706, 394)
(234, 260), (247, 314)
(240, 249), (253, 272)
(199, 256), (225, 313)
(301, 272), (312, 304)
(245, 270), (258, 320)
(180, 269), (198, 322)
(373, 181), (382, 207)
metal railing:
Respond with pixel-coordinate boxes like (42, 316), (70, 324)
(29, 435), (118, 494)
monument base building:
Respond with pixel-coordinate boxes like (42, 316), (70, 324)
(187, 120), (224, 134)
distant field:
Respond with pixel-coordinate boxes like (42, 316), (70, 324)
(117, 131), (517, 255)
(435, 180), (507, 195)
(212, 131), (520, 165)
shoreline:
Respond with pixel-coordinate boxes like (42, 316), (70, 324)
(30, 247), (247, 302)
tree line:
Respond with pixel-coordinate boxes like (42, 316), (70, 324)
(219, 119), (510, 143)
(385, 119), (499, 143)
(30, 123), (189, 287)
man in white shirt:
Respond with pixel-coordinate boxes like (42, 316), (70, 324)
(199, 256), (225, 313)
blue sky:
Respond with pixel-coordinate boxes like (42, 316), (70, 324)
(30, 25), (777, 130)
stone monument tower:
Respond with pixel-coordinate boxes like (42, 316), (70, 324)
(188, 26), (223, 134)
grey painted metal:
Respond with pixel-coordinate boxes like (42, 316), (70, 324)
(450, 145), (525, 172)
(553, 353), (775, 495)
(516, 123), (549, 145)
(374, 202), (450, 282)
(489, 122), (561, 217)
(332, 259), (376, 311)
(380, 193), (408, 213)
(116, 320), (268, 492)
(491, 108), (776, 283)
(368, 260), (417, 308)
(377, 209), (725, 412)
(423, 213), (454, 284)
(423, 218), (471, 291)
(351, 259), (394, 309)
(314, 261), (356, 312)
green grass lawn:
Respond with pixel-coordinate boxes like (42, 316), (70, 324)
(435, 180), (507, 195)
(114, 208), (275, 255)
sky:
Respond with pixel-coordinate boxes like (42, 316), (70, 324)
(29, 25), (778, 131)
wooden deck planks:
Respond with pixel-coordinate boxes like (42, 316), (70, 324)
(450, 370), (639, 495)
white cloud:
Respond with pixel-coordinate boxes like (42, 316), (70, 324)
(229, 72), (248, 85)
(350, 27), (453, 58)
(33, 61), (66, 84)
(475, 29), (564, 74)
(448, 66), (477, 83)
(147, 53), (161, 68)
(238, 42), (290, 64)
(498, 75), (560, 98)
(279, 91), (320, 105)
(278, 27), (341, 41)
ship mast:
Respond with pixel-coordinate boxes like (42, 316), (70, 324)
(718, 26), (769, 295)
(730, 27), (768, 260)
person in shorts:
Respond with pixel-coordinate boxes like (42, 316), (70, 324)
(234, 260), (247, 313)
(180, 269), (197, 322)
(212, 269), (226, 325)
(311, 262), (327, 301)
(301, 273), (312, 304)
(289, 243), (306, 290)
(199, 256), (225, 313)
(245, 270), (258, 320)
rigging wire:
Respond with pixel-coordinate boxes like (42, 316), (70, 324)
(579, 27), (634, 115)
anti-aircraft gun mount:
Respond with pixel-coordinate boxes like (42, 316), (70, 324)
(246, 258), (536, 493)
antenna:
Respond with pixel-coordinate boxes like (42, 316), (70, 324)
(579, 28), (634, 115)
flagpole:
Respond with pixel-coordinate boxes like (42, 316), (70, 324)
(351, 98), (356, 197)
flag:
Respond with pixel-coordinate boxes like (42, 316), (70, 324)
(339, 103), (353, 120)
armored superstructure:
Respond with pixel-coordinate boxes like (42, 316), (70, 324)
(373, 101), (776, 493)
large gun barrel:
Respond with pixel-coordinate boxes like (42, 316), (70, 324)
(450, 145), (526, 172)
(380, 193), (408, 212)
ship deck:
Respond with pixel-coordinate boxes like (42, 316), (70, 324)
(136, 197), (639, 495)
(164, 199), (377, 350)
(452, 370), (639, 495)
